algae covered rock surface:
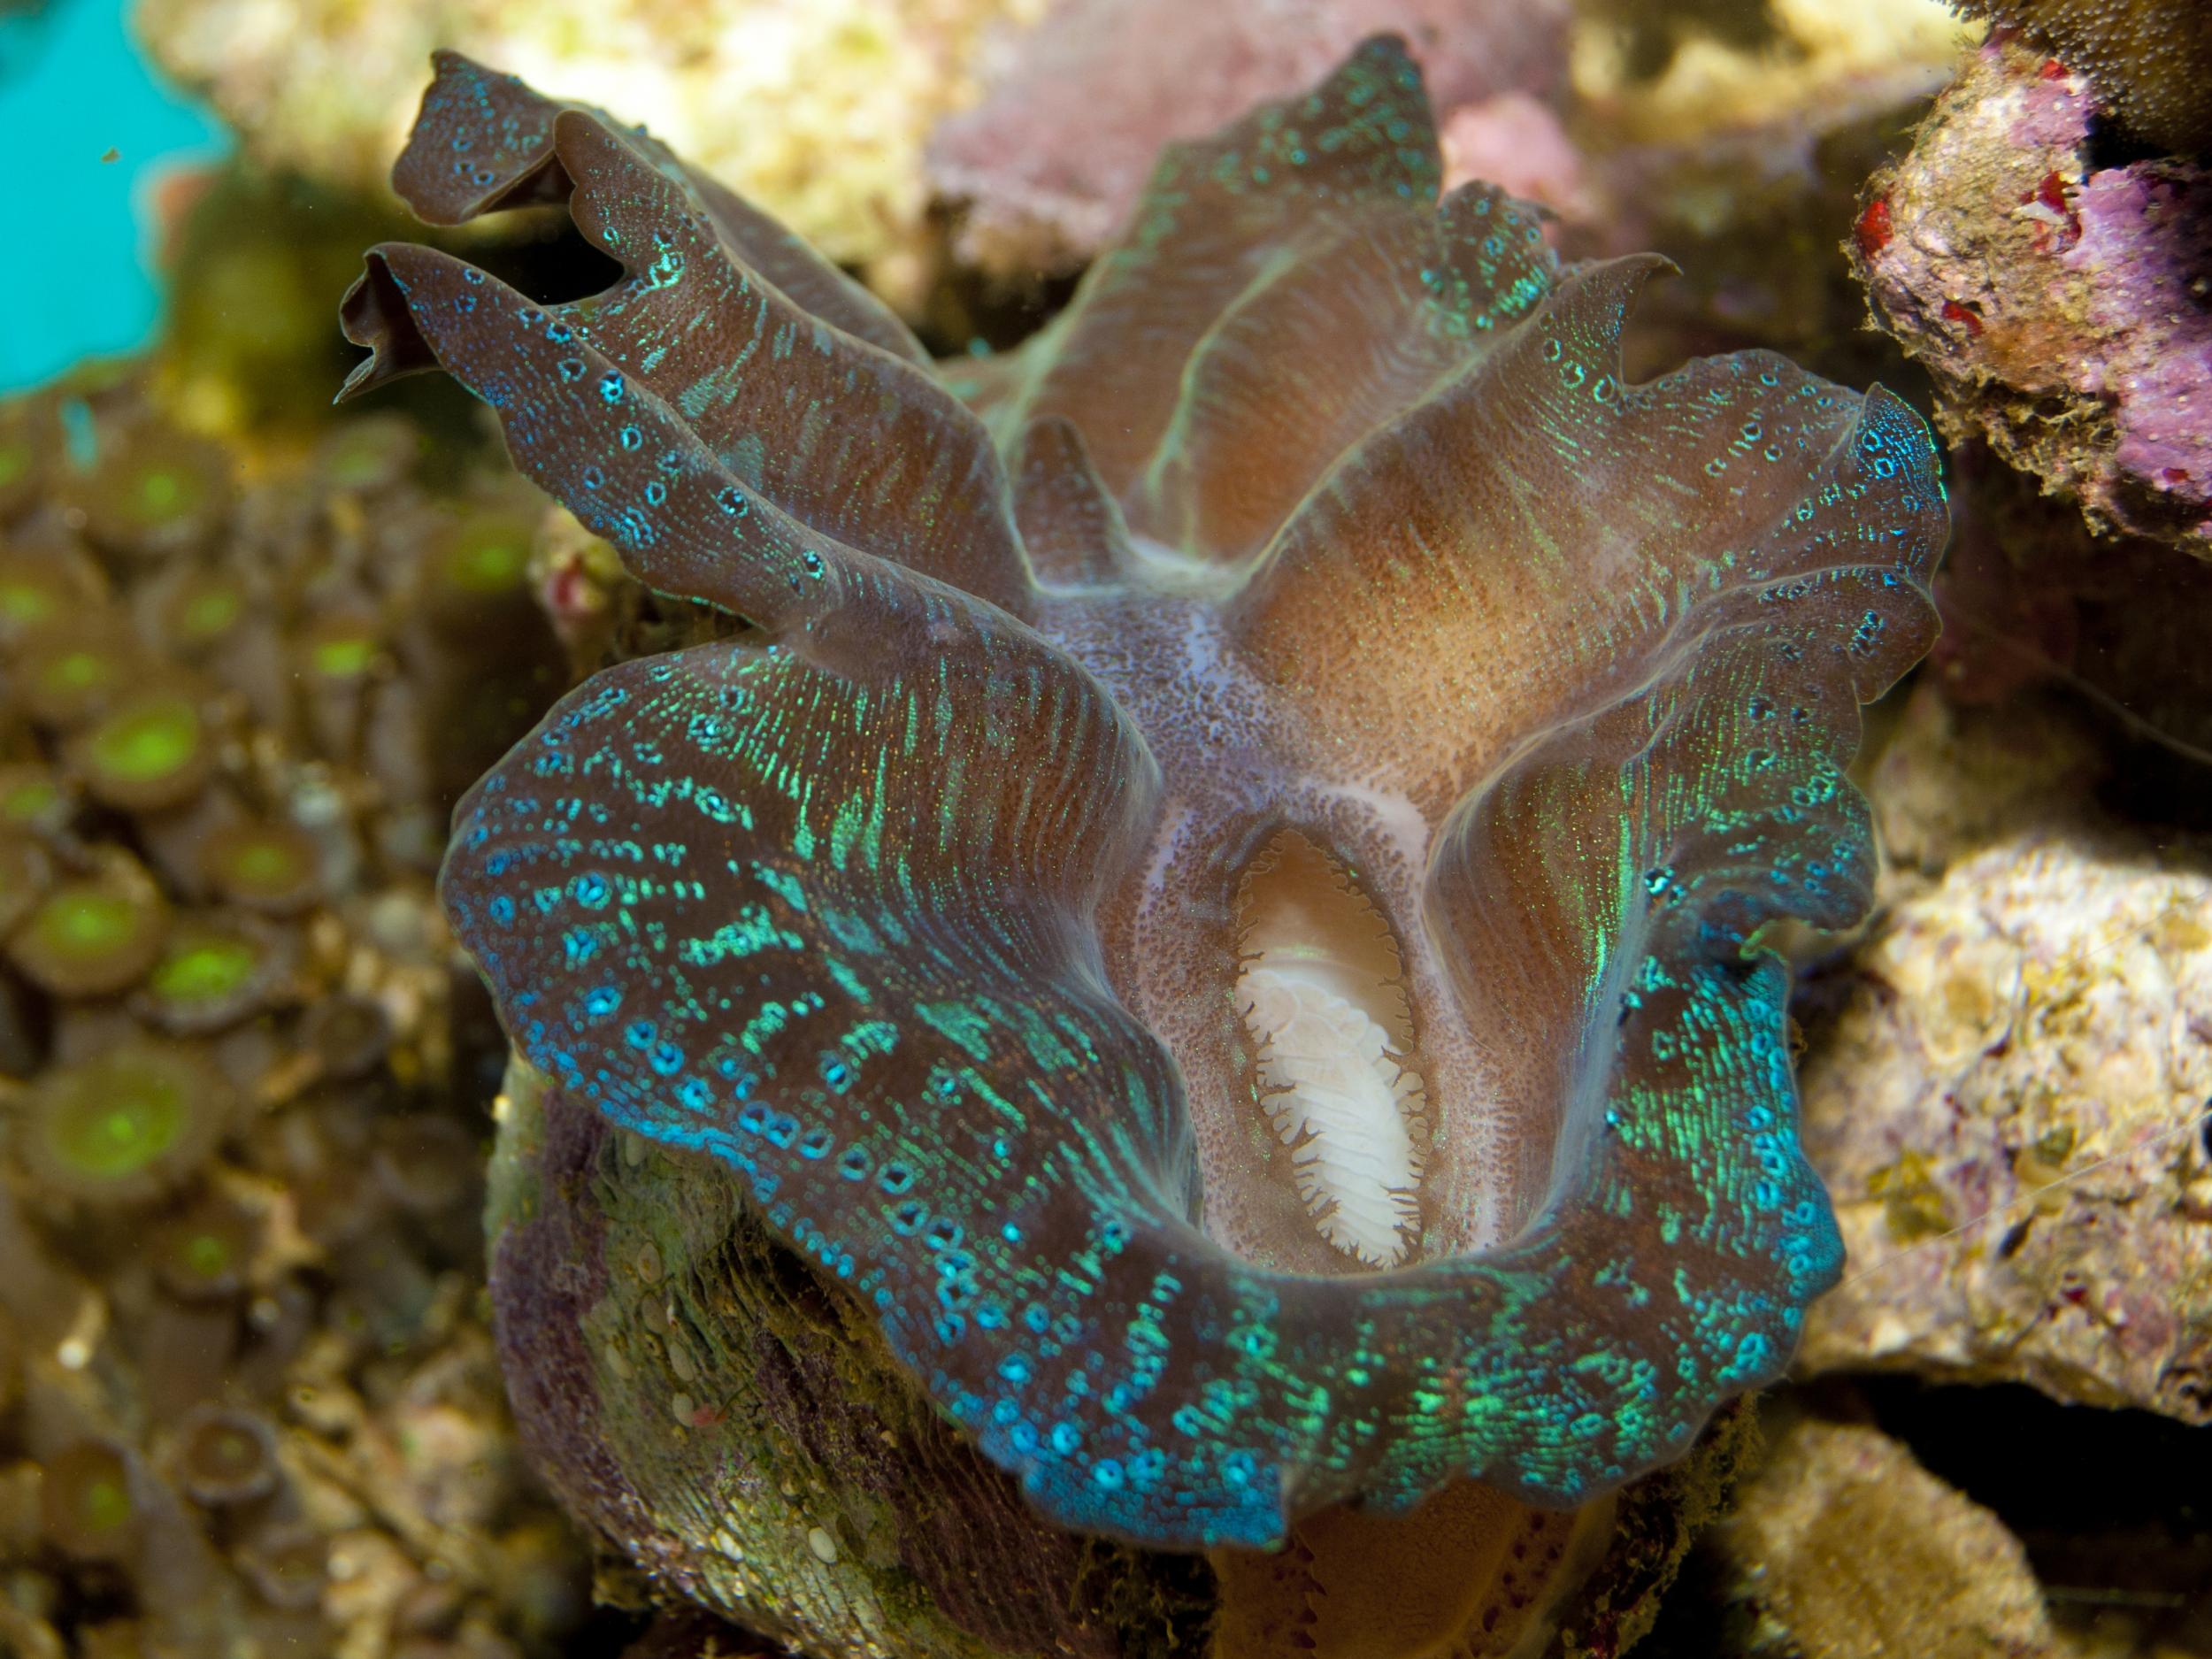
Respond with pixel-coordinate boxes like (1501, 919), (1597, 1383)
(1797, 681), (2212, 1423)
(1854, 39), (2212, 554)
(1704, 1412), (2066, 1659)
(1945, 0), (2212, 153)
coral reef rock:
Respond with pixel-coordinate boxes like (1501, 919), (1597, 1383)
(134, 0), (1042, 298)
(1523, 0), (1970, 434)
(1795, 680), (2212, 1423)
(1572, 0), (1969, 154)
(927, 0), (1572, 273)
(1565, 0), (1970, 290)
(1855, 39), (2212, 555)
(1706, 1411), (2064, 1659)
(1946, 0), (2212, 155)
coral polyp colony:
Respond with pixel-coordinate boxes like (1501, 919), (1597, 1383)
(0, 373), (577, 1657)
(351, 30), (1945, 1573)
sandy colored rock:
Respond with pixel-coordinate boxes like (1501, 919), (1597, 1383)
(1571, 0), (1969, 151)
(134, 0), (1042, 296)
(1796, 682), (2212, 1422)
(1710, 1414), (2062, 1659)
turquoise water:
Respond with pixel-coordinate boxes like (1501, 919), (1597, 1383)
(0, 0), (227, 391)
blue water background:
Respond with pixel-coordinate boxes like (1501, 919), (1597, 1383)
(0, 0), (229, 392)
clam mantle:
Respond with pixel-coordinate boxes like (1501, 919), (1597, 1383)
(342, 36), (1946, 1552)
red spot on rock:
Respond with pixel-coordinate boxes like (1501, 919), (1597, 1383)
(1940, 299), (1985, 336)
(542, 560), (599, 626)
(1854, 196), (1893, 259)
(2018, 171), (2081, 252)
(2037, 57), (2068, 80)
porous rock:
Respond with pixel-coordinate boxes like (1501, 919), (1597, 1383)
(1795, 681), (2212, 1422)
(1707, 1413), (2062, 1659)
(1854, 40), (2212, 554)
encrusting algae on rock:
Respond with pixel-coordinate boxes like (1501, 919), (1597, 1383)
(1793, 675), (2212, 1424)
(1853, 37), (2212, 554)
(1702, 1409), (2068, 1659)
(1944, 0), (2212, 154)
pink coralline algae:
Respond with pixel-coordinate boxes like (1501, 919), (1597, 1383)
(2070, 167), (2212, 523)
(1855, 39), (2212, 555)
(927, 0), (1571, 272)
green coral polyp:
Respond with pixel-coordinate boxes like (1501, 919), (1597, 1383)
(318, 411), (419, 492)
(93, 698), (200, 776)
(150, 934), (257, 1003)
(0, 568), (64, 627)
(136, 467), (189, 517)
(173, 1405), (280, 1506)
(442, 513), (533, 595)
(150, 1191), (258, 1299)
(169, 575), (248, 649)
(79, 427), (230, 559)
(302, 620), (380, 682)
(18, 626), (141, 726)
(134, 913), (285, 1033)
(77, 689), (211, 811)
(20, 1044), (228, 1202)
(200, 820), (321, 915)
(355, 38), (1947, 1555)
(9, 863), (167, 997)
(176, 1226), (240, 1287)
(0, 546), (103, 641)
(40, 1442), (139, 1559)
(52, 651), (111, 691)
(48, 1075), (187, 1179)
(0, 765), (70, 833)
